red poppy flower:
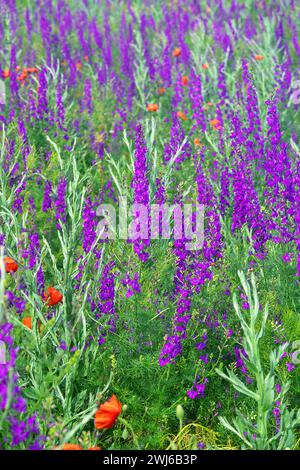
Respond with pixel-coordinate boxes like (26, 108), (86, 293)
(94, 395), (122, 430)
(254, 55), (264, 61)
(172, 47), (181, 57)
(88, 446), (102, 450)
(181, 76), (188, 86)
(146, 103), (158, 112)
(62, 444), (83, 450)
(17, 71), (28, 82)
(2, 69), (10, 79)
(157, 87), (166, 95)
(43, 287), (63, 306)
(3, 257), (18, 273)
(202, 63), (209, 70)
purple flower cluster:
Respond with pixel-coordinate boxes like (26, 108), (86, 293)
(121, 272), (141, 299)
(54, 178), (67, 229)
(187, 377), (209, 400)
(82, 197), (98, 253)
(159, 199), (193, 366)
(97, 262), (117, 345)
(131, 125), (150, 262)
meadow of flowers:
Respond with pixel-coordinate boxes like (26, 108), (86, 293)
(1, 0), (300, 452)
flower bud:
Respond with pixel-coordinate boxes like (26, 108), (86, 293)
(176, 404), (184, 421)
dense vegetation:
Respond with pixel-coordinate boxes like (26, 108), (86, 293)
(1, 0), (300, 451)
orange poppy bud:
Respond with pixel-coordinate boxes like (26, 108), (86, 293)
(254, 55), (264, 61)
(157, 87), (166, 95)
(88, 446), (102, 450)
(202, 63), (209, 70)
(43, 287), (63, 307)
(2, 69), (10, 79)
(207, 102), (213, 107)
(94, 395), (122, 430)
(181, 76), (189, 86)
(3, 257), (18, 273)
(177, 111), (188, 121)
(172, 47), (181, 57)
(146, 103), (158, 112)
(76, 61), (82, 71)
(62, 444), (83, 450)
(84, 55), (89, 62)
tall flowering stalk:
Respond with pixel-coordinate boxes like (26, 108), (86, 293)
(42, 180), (52, 212)
(294, 160), (300, 276)
(97, 262), (117, 345)
(24, 232), (45, 294)
(55, 178), (67, 229)
(159, 198), (192, 367)
(241, 59), (263, 163)
(191, 163), (223, 290)
(231, 157), (268, 259)
(37, 68), (49, 121)
(163, 117), (191, 167)
(184, 163), (223, 398)
(140, 14), (155, 81)
(189, 71), (206, 134)
(82, 196), (97, 254)
(131, 125), (150, 262)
